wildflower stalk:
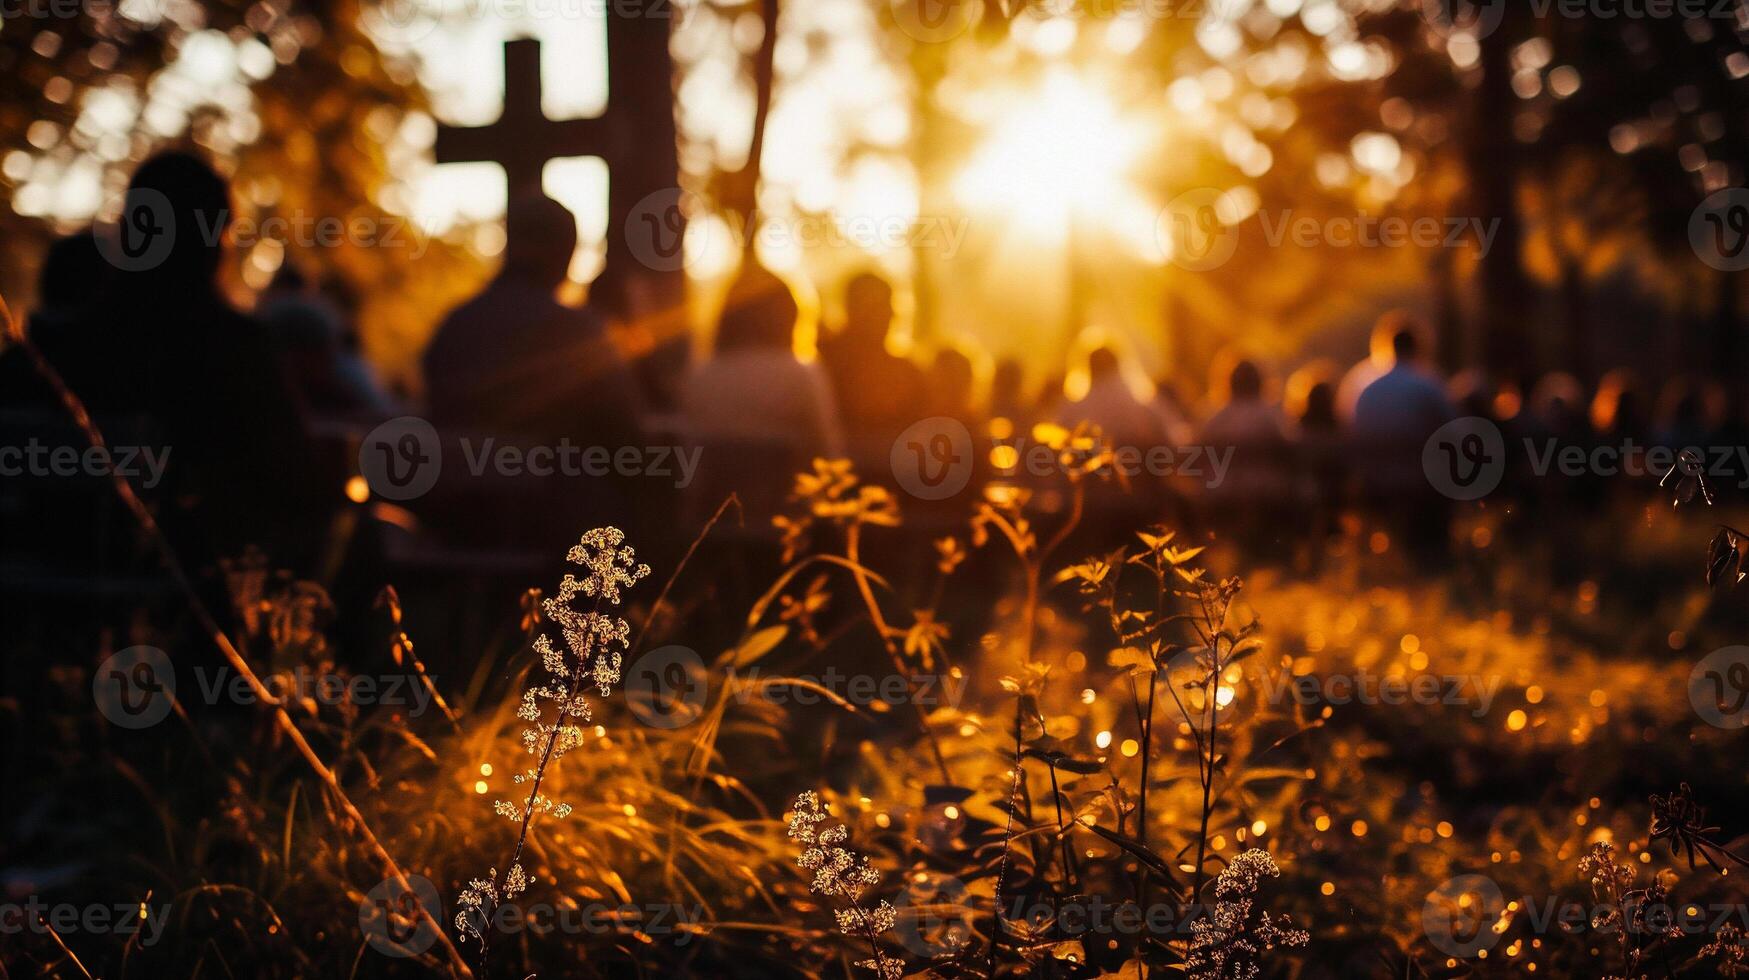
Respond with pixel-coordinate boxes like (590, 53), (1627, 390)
(845, 521), (952, 783)
(1185, 583), (1235, 913)
(0, 292), (474, 979)
(787, 792), (901, 979)
(473, 598), (602, 973)
(977, 464), (1089, 976)
(459, 529), (648, 974)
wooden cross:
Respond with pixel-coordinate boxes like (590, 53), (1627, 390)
(434, 25), (682, 293)
(433, 37), (606, 197)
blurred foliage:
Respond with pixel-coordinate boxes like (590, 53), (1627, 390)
(0, 0), (490, 389)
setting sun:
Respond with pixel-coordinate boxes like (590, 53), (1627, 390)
(954, 69), (1149, 238)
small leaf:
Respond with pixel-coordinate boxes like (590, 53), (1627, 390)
(716, 625), (788, 669)
(1082, 824), (1181, 889)
(1707, 529), (1740, 588)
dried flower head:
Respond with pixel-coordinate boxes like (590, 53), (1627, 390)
(788, 792), (901, 979)
(458, 528), (648, 960)
(1186, 849), (1309, 980)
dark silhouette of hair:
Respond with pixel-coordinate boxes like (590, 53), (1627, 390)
(1088, 346), (1123, 381)
(1372, 309), (1426, 364)
(122, 151), (231, 291)
(715, 264), (798, 353)
(38, 229), (107, 312)
(503, 193), (578, 288)
(928, 345), (976, 418)
(842, 271), (895, 346)
(1391, 329), (1418, 360)
(1229, 359), (1263, 401)
(1301, 379), (1337, 429)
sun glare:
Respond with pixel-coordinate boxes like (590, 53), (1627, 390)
(953, 70), (1146, 237)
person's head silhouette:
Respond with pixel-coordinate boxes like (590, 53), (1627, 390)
(1372, 309), (1427, 368)
(1302, 379), (1337, 428)
(1087, 346), (1124, 383)
(715, 263), (798, 353)
(928, 345), (976, 417)
(502, 193), (578, 290)
(38, 229), (107, 314)
(843, 272), (895, 346)
(122, 151), (232, 292)
(1229, 359), (1263, 402)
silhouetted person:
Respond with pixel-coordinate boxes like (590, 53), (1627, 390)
(1290, 371), (1345, 540)
(424, 193), (644, 444)
(1351, 316), (1455, 562)
(259, 262), (395, 422)
(1338, 309), (1423, 421)
(819, 272), (927, 458)
(1057, 347), (1170, 453)
(41, 152), (318, 567)
(925, 345), (978, 430)
(0, 229), (108, 409)
(679, 264), (842, 519)
(32, 229), (107, 338)
(1199, 355), (1293, 547)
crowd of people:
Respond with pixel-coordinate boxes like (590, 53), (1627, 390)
(5, 153), (1745, 587)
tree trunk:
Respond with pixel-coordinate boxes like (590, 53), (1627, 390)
(1470, 23), (1530, 382)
